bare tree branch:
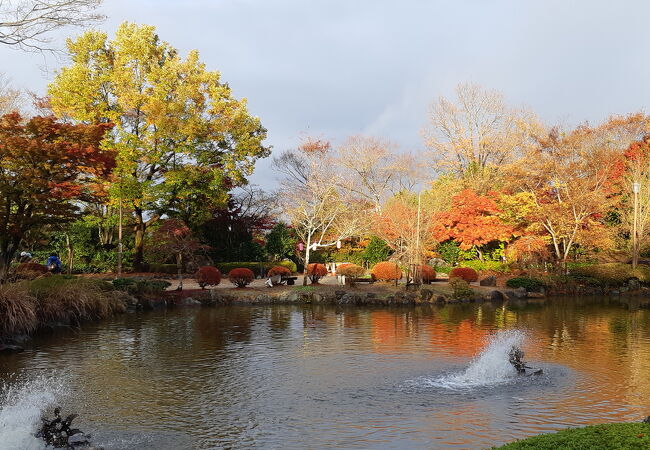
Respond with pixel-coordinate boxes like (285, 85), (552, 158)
(0, 0), (104, 51)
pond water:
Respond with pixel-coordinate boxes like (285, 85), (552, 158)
(2, 297), (650, 449)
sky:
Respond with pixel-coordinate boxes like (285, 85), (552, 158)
(2, 0), (650, 188)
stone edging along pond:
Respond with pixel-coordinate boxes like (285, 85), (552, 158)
(164, 284), (552, 307)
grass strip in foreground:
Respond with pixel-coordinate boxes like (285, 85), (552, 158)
(495, 423), (650, 449)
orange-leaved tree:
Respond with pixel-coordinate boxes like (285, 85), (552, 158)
(434, 189), (514, 260)
(0, 113), (113, 280)
(510, 114), (648, 262)
(373, 190), (444, 266)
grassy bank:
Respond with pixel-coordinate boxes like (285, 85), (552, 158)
(0, 276), (131, 340)
(496, 422), (650, 449)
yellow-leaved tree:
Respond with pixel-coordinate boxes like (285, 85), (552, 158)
(48, 22), (270, 268)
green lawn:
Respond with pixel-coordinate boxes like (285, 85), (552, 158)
(496, 423), (650, 449)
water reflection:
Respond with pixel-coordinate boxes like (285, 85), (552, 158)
(2, 298), (650, 448)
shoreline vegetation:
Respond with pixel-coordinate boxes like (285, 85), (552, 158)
(4, 264), (650, 347)
(494, 422), (650, 449)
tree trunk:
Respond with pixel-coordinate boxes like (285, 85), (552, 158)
(134, 229), (145, 270)
(177, 252), (183, 291)
(0, 258), (9, 283)
(65, 233), (73, 275)
(303, 236), (312, 286)
(0, 237), (19, 283)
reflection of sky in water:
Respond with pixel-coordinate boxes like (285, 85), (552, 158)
(1, 298), (650, 449)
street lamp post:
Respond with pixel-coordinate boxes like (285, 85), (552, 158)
(633, 182), (640, 269)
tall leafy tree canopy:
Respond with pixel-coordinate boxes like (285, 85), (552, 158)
(48, 22), (270, 267)
(0, 112), (112, 278)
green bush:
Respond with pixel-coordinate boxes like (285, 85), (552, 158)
(461, 260), (510, 273)
(28, 275), (114, 294)
(505, 277), (545, 292)
(495, 422), (650, 449)
(360, 236), (393, 266)
(434, 265), (452, 274)
(570, 263), (650, 286)
(112, 278), (171, 296)
(438, 241), (461, 265)
(449, 278), (474, 300)
(147, 263), (180, 274)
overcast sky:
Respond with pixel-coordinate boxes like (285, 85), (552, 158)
(2, 0), (650, 188)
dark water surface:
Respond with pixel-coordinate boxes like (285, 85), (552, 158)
(2, 297), (650, 449)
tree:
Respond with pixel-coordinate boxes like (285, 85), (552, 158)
(148, 219), (207, 290)
(359, 236), (392, 266)
(0, 73), (22, 115)
(423, 83), (540, 191)
(617, 135), (650, 264)
(266, 223), (297, 262)
(373, 191), (441, 266)
(510, 114), (648, 261)
(434, 189), (514, 260)
(334, 135), (425, 211)
(274, 138), (365, 285)
(0, 0), (104, 51)
(0, 112), (112, 280)
(48, 23), (270, 268)
(198, 185), (276, 262)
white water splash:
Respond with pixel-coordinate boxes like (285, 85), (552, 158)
(423, 329), (528, 389)
(0, 374), (69, 449)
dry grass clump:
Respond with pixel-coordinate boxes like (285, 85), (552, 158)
(0, 283), (38, 337)
(0, 276), (128, 339)
(30, 277), (125, 325)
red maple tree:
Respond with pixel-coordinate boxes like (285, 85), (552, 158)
(0, 113), (113, 279)
(435, 189), (513, 258)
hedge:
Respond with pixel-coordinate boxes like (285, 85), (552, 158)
(505, 276), (545, 292)
(146, 263), (180, 274)
(570, 263), (650, 286)
(215, 260), (297, 276)
(460, 260), (510, 273)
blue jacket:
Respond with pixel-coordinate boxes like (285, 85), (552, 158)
(46, 256), (62, 268)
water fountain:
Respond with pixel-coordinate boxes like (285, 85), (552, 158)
(418, 329), (544, 389)
(36, 407), (97, 448)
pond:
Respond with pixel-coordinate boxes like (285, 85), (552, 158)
(2, 298), (650, 449)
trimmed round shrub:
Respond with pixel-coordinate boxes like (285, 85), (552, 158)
(336, 263), (365, 278)
(505, 276), (545, 292)
(371, 262), (403, 281)
(419, 265), (436, 283)
(195, 266), (221, 289)
(448, 267), (478, 283)
(267, 266), (292, 277)
(306, 263), (328, 284)
(228, 268), (255, 288)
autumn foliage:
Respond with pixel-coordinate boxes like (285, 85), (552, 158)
(419, 265), (436, 283)
(0, 113), (113, 279)
(228, 268), (255, 288)
(267, 266), (292, 277)
(371, 262), (403, 281)
(435, 189), (513, 251)
(195, 266), (221, 289)
(306, 263), (328, 283)
(336, 263), (365, 278)
(449, 267), (479, 283)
